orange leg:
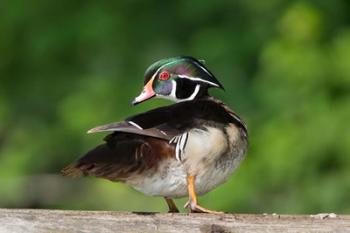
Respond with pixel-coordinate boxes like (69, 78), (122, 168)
(164, 198), (179, 213)
(184, 175), (224, 214)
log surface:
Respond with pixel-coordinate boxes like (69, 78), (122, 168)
(0, 208), (349, 233)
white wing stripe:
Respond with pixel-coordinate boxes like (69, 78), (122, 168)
(179, 132), (188, 153)
(128, 121), (143, 130)
(175, 140), (181, 161)
(170, 132), (189, 161)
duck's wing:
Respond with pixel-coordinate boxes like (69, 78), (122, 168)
(61, 134), (174, 181)
(86, 104), (188, 141)
(61, 104), (188, 180)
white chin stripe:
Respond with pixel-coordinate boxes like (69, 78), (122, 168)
(177, 84), (200, 102)
(177, 75), (219, 87)
(157, 82), (200, 102)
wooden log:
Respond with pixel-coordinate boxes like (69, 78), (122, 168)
(0, 208), (349, 233)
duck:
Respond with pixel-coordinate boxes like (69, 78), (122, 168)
(61, 56), (248, 213)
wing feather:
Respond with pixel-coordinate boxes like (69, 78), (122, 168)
(61, 135), (175, 181)
(87, 121), (174, 140)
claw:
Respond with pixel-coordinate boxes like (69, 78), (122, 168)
(184, 200), (224, 214)
(189, 203), (224, 214)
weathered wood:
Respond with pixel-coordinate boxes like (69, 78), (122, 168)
(0, 209), (349, 233)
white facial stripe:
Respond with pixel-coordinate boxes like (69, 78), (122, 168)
(177, 74), (219, 87)
(176, 84), (200, 102)
(193, 60), (212, 76)
(170, 80), (177, 98)
(185, 84), (201, 101)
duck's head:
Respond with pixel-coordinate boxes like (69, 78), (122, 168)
(132, 56), (224, 105)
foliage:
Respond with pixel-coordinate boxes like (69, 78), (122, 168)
(0, 0), (349, 213)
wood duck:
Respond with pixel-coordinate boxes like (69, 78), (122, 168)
(62, 56), (248, 213)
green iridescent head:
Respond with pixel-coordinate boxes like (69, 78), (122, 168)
(132, 56), (224, 105)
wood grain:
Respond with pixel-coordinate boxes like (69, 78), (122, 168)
(0, 209), (349, 233)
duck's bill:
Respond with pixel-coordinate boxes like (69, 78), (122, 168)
(132, 87), (156, 105)
(132, 77), (157, 105)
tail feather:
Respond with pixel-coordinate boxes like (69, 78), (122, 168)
(61, 142), (139, 180)
(61, 135), (174, 181)
(61, 163), (85, 178)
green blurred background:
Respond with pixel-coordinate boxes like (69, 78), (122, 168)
(1, 0), (350, 214)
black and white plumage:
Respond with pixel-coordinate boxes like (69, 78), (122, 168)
(62, 56), (248, 213)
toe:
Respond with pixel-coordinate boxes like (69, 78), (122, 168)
(191, 204), (224, 214)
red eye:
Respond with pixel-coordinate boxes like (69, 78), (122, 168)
(159, 71), (170, 80)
